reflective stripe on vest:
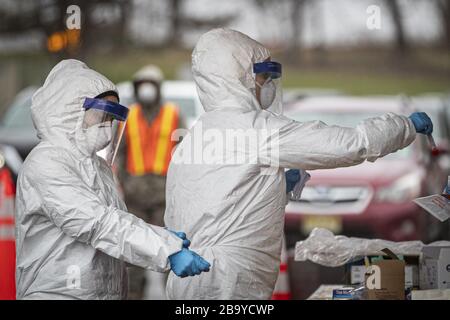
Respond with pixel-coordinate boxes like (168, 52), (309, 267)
(125, 103), (179, 176)
(0, 167), (14, 219)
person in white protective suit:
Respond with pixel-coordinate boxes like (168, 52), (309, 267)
(164, 28), (433, 299)
(15, 59), (209, 300)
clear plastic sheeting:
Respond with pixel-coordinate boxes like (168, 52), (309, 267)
(295, 228), (450, 267)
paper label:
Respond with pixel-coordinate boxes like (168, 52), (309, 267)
(413, 195), (450, 222)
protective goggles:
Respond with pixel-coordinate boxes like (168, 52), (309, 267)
(252, 61), (283, 115)
(81, 97), (129, 166)
(253, 61), (282, 80)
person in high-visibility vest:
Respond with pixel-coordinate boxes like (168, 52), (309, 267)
(115, 65), (185, 299)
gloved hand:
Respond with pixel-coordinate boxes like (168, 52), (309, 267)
(169, 248), (211, 278)
(168, 229), (191, 248)
(409, 112), (433, 135)
(285, 169), (300, 193)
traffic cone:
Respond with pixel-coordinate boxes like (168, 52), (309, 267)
(0, 166), (16, 300)
(271, 236), (291, 300)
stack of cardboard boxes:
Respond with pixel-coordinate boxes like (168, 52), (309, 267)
(345, 246), (450, 300)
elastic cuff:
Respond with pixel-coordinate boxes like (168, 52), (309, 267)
(405, 117), (417, 143)
(164, 231), (184, 262)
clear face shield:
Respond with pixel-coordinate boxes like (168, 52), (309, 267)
(81, 98), (129, 165)
(253, 61), (283, 115)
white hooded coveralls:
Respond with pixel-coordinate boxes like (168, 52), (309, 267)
(15, 60), (183, 300)
(164, 28), (416, 299)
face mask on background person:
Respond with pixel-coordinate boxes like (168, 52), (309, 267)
(255, 78), (276, 109)
(137, 82), (158, 105)
(84, 121), (113, 154)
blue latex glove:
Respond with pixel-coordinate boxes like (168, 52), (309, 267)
(409, 112), (433, 135)
(169, 248), (211, 278)
(285, 169), (300, 193)
(168, 229), (191, 248)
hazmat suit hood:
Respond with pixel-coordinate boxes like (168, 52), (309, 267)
(192, 28), (271, 113)
(31, 59), (117, 155)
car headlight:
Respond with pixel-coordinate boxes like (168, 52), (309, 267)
(375, 172), (423, 203)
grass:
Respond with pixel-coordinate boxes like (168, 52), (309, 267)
(283, 69), (450, 95)
(87, 49), (192, 83)
(1, 47), (449, 98)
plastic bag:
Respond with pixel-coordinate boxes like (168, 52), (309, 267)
(294, 228), (450, 267)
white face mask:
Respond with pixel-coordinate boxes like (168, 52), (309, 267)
(84, 122), (112, 154)
(137, 83), (158, 104)
(256, 78), (276, 109)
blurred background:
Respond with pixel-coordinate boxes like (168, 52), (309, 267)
(0, 0), (449, 105)
(0, 0), (449, 300)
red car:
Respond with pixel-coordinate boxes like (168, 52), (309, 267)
(283, 96), (449, 248)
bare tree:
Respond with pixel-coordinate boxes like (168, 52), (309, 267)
(287, 0), (307, 62)
(166, 0), (182, 47)
(164, 0), (236, 48)
(434, 0), (450, 49)
(255, 0), (308, 63)
(383, 0), (408, 54)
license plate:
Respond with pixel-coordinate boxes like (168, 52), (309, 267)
(301, 215), (343, 235)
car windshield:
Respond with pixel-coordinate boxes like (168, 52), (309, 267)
(1, 92), (34, 129)
(287, 111), (412, 159)
(163, 96), (196, 119)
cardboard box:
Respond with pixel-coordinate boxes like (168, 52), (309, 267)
(365, 259), (405, 300)
(351, 265), (366, 285)
(420, 246), (450, 290)
(350, 253), (419, 290)
(405, 265), (419, 288)
(351, 264), (418, 289)
(411, 289), (450, 300)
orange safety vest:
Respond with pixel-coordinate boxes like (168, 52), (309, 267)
(125, 103), (179, 176)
